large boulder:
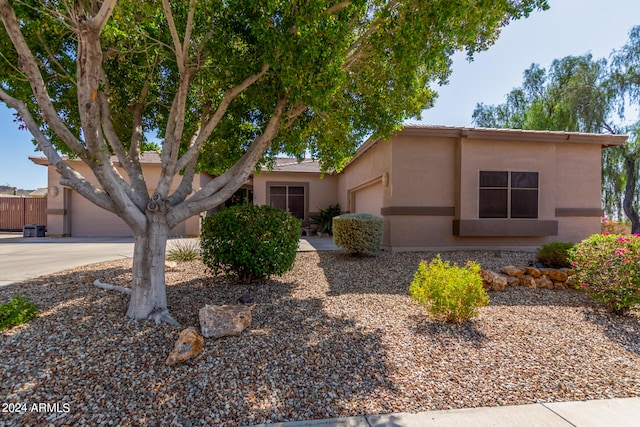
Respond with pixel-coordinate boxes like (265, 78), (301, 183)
(166, 328), (204, 366)
(199, 304), (254, 338)
(540, 268), (568, 282)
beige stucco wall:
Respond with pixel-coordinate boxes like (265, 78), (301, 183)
(252, 171), (339, 222)
(339, 129), (616, 251)
(337, 139), (391, 213)
(45, 162), (200, 237)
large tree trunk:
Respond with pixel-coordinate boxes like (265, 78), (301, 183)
(126, 208), (179, 326)
(623, 157), (640, 234)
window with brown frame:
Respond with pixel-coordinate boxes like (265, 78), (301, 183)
(479, 171), (538, 219)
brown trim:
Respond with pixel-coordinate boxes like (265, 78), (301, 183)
(453, 219), (558, 237)
(381, 206), (455, 216)
(45, 209), (66, 215)
(555, 208), (604, 217)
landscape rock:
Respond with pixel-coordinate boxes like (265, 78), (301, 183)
(199, 304), (255, 338)
(535, 275), (554, 290)
(554, 281), (568, 290)
(500, 265), (524, 278)
(524, 267), (542, 278)
(540, 268), (568, 282)
(491, 272), (509, 292)
(166, 328), (204, 366)
(521, 275), (537, 288)
(165, 260), (179, 270)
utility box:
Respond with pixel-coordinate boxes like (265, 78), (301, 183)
(23, 224), (46, 237)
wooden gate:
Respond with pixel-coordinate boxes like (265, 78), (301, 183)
(0, 197), (47, 232)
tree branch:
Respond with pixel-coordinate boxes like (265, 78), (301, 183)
(175, 63), (271, 172)
(169, 97), (288, 226)
(0, 0), (86, 156)
(89, 0), (118, 32)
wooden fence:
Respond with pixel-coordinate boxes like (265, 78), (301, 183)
(0, 197), (47, 232)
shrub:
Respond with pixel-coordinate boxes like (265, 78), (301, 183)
(535, 242), (574, 268)
(409, 255), (489, 323)
(200, 204), (301, 283)
(569, 233), (640, 315)
(167, 239), (200, 262)
(332, 213), (383, 254)
(0, 295), (39, 331)
(310, 204), (341, 235)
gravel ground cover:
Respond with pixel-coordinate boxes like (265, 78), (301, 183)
(1, 250), (639, 426)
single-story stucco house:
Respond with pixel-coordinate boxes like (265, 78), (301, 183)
(31, 125), (627, 251)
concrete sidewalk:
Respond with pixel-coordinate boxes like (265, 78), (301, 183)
(247, 398), (640, 427)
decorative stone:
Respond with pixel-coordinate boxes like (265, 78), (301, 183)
(524, 267), (542, 278)
(491, 272), (508, 292)
(521, 275), (537, 288)
(199, 304), (254, 338)
(553, 281), (568, 290)
(165, 260), (179, 270)
(535, 275), (554, 290)
(540, 268), (568, 282)
(559, 268), (576, 277)
(166, 328), (204, 366)
(500, 266), (524, 278)
(505, 276), (520, 287)
(479, 269), (494, 284)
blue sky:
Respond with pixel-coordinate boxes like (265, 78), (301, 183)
(1, 0), (639, 190)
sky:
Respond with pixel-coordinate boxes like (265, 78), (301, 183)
(1, 0), (640, 190)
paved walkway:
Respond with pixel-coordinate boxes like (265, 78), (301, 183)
(246, 398), (640, 427)
(2, 234), (637, 426)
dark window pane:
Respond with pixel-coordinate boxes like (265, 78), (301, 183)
(479, 171), (508, 188)
(270, 186), (286, 195)
(288, 194), (305, 219)
(479, 189), (508, 218)
(511, 189), (538, 218)
(511, 172), (538, 189)
(270, 194), (286, 211)
(288, 186), (305, 195)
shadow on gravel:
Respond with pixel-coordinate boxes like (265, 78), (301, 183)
(409, 316), (488, 347)
(0, 259), (395, 426)
(583, 310), (640, 356)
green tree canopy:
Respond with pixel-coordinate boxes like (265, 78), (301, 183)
(0, 0), (549, 324)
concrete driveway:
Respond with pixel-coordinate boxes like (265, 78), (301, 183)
(0, 234), (136, 287)
(0, 234), (337, 287)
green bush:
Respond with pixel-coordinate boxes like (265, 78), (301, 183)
(409, 255), (489, 323)
(0, 295), (39, 331)
(536, 242), (574, 268)
(569, 233), (640, 315)
(200, 204), (301, 283)
(167, 239), (200, 262)
(310, 204), (341, 235)
(332, 213), (383, 255)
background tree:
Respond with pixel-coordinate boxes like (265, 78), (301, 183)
(471, 51), (640, 232)
(0, 0), (549, 324)
(610, 26), (640, 233)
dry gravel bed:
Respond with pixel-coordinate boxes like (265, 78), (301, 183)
(1, 250), (639, 427)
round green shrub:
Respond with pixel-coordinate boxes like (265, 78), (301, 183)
(200, 204), (301, 283)
(535, 241), (574, 268)
(332, 213), (383, 254)
(569, 233), (640, 315)
(409, 255), (489, 323)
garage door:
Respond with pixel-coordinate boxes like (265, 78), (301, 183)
(71, 191), (131, 237)
(353, 180), (383, 216)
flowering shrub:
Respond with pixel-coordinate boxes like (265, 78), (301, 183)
(409, 255), (489, 323)
(569, 233), (640, 315)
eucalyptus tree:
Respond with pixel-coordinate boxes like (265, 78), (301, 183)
(610, 26), (640, 233)
(0, 0), (549, 324)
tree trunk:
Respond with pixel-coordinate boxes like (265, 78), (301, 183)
(623, 157), (640, 235)
(126, 210), (179, 325)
